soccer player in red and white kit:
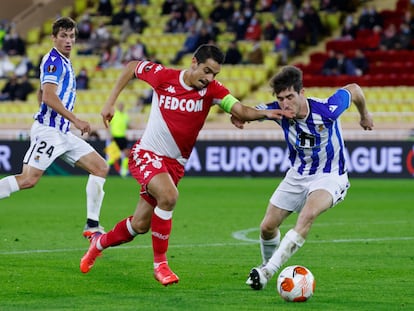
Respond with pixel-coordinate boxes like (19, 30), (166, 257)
(80, 44), (293, 286)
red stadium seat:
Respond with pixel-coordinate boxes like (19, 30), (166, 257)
(326, 40), (358, 52)
(356, 29), (373, 39)
(310, 52), (328, 63)
(396, 0), (409, 12)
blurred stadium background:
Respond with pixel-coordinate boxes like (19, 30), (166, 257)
(0, 0), (412, 142)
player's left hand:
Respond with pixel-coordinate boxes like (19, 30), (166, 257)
(73, 118), (91, 136)
(231, 114), (246, 129)
(267, 109), (295, 120)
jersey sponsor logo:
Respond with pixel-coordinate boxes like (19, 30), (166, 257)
(159, 95), (203, 112)
(297, 131), (316, 148)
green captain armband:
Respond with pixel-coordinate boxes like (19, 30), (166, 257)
(219, 94), (239, 113)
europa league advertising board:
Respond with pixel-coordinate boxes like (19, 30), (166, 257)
(1, 140), (413, 178)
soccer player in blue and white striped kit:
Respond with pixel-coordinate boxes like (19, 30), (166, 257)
(239, 66), (374, 290)
(0, 17), (109, 238)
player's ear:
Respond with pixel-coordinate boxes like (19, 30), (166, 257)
(190, 57), (198, 69)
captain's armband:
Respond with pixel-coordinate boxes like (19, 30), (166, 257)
(219, 94), (239, 113)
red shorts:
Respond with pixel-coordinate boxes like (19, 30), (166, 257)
(128, 142), (185, 207)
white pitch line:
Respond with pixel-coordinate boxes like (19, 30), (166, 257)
(0, 233), (413, 256)
(232, 227), (414, 243)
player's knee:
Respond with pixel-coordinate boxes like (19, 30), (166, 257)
(299, 207), (319, 223)
(260, 221), (277, 238)
(130, 218), (150, 234)
(95, 160), (110, 177)
(101, 160), (110, 175)
(158, 191), (178, 211)
(19, 176), (39, 189)
(156, 187), (178, 211)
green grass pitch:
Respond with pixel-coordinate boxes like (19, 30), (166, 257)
(0, 176), (413, 311)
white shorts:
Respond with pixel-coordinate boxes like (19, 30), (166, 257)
(269, 168), (350, 213)
(23, 121), (95, 170)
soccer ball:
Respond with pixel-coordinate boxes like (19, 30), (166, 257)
(276, 265), (315, 302)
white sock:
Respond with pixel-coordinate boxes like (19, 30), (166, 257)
(86, 174), (106, 221)
(126, 217), (138, 237)
(260, 229), (281, 265)
(95, 235), (104, 251)
(154, 206), (173, 220)
(0, 176), (20, 199)
(265, 229), (305, 277)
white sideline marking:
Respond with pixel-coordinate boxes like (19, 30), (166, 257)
(232, 227), (414, 243)
(0, 230), (413, 256)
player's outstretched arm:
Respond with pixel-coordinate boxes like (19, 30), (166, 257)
(343, 83), (374, 131)
(230, 102), (291, 122)
(101, 61), (138, 128)
(229, 102), (295, 129)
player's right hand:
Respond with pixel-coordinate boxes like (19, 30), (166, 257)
(360, 112), (374, 130)
(101, 105), (115, 128)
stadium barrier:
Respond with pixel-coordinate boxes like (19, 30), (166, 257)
(1, 140), (414, 178)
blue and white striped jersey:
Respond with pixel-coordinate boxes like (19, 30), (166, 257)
(259, 88), (352, 176)
(35, 47), (76, 133)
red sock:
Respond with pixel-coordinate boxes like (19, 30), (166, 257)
(151, 212), (172, 264)
(113, 161), (120, 172)
(100, 216), (135, 248)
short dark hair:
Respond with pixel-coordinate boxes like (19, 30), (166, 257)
(193, 44), (225, 65)
(52, 17), (77, 37)
(269, 65), (303, 95)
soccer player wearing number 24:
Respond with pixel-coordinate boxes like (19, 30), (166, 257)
(239, 66), (374, 290)
(80, 44), (292, 285)
(0, 17), (109, 238)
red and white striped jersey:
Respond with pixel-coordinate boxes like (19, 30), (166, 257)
(134, 60), (230, 164)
